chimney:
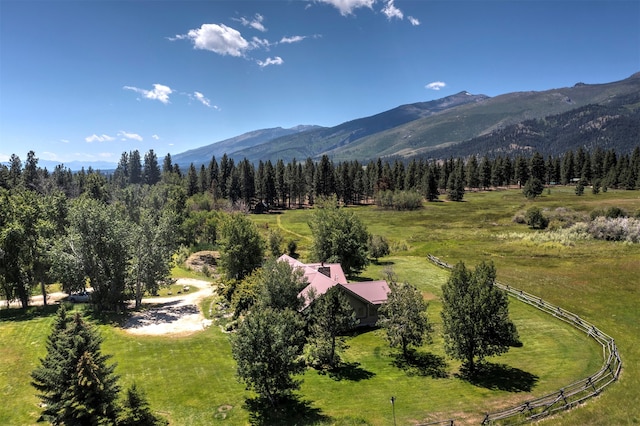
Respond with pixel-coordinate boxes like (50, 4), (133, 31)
(318, 265), (331, 278)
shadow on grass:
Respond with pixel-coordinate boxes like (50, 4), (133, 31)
(391, 349), (449, 379)
(461, 362), (539, 392)
(244, 394), (331, 426)
(0, 303), (61, 322)
(325, 361), (376, 382)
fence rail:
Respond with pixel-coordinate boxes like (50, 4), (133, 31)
(426, 255), (622, 425)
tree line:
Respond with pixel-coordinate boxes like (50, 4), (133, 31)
(2, 146), (640, 209)
(2, 146), (639, 309)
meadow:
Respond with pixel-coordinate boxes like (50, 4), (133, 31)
(1, 187), (638, 425)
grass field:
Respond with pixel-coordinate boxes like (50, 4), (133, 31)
(1, 187), (639, 425)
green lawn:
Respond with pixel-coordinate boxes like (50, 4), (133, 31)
(1, 187), (639, 425)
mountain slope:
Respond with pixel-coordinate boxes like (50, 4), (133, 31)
(171, 125), (321, 167)
(422, 97), (640, 159)
(173, 72), (640, 165)
(329, 73), (640, 161)
(228, 91), (489, 163)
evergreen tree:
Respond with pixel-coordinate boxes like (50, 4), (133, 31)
(128, 150), (143, 185)
(186, 164), (199, 197)
(522, 176), (544, 199)
(441, 261), (519, 375)
(529, 151), (546, 183)
(465, 156), (480, 190)
(479, 155), (492, 190)
(143, 149), (161, 185)
(446, 165), (465, 202)
(23, 150), (40, 191)
(32, 308), (120, 425)
(118, 383), (168, 426)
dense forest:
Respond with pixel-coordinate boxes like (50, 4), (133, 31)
(423, 99), (640, 160)
(1, 145), (640, 310)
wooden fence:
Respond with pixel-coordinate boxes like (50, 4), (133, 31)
(425, 255), (622, 425)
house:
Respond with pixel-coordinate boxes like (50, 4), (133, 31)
(277, 254), (390, 327)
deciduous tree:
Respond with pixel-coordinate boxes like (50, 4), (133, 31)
(218, 213), (264, 281)
(231, 307), (306, 406)
(441, 261), (519, 375)
(306, 286), (358, 369)
(377, 281), (432, 358)
(308, 196), (369, 276)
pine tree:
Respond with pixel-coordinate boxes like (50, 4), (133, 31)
(32, 308), (120, 424)
(118, 383), (168, 426)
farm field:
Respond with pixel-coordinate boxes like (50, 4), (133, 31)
(1, 187), (639, 425)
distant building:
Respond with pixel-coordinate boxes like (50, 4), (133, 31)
(277, 254), (390, 326)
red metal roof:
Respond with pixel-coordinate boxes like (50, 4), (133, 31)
(277, 254), (389, 309)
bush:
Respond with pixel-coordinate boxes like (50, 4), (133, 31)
(287, 240), (297, 257)
(375, 190), (423, 211)
(605, 206), (627, 219)
(590, 208), (605, 221)
(368, 235), (390, 261)
(585, 217), (640, 243)
(525, 206), (549, 230)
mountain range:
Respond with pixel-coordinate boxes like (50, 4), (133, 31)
(37, 72), (640, 171)
(173, 72), (639, 167)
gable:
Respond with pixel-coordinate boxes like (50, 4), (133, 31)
(277, 254), (389, 309)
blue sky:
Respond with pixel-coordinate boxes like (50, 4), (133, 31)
(1, 0), (639, 165)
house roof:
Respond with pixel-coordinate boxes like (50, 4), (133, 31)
(341, 281), (390, 305)
(277, 254), (389, 309)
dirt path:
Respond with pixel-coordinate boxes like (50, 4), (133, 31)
(2, 278), (215, 337)
(123, 278), (214, 336)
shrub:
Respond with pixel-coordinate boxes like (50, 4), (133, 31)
(287, 240), (297, 257)
(368, 235), (390, 261)
(375, 190), (423, 211)
(590, 208), (605, 221)
(525, 206), (549, 230)
(605, 206), (627, 219)
(585, 217), (640, 243)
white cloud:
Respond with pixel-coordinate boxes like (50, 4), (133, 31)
(152, 134), (160, 140)
(408, 16), (420, 26)
(317, 0), (375, 16)
(193, 91), (220, 109)
(257, 56), (284, 67)
(60, 139), (70, 144)
(174, 23), (250, 57)
(382, 0), (403, 20)
(234, 14), (267, 32)
(251, 37), (272, 49)
(0, 153), (10, 162)
(280, 35), (306, 44)
(123, 84), (173, 104)
(425, 81), (446, 91)
(85, 134), (115, 143)
(118, 131), (143, 141)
